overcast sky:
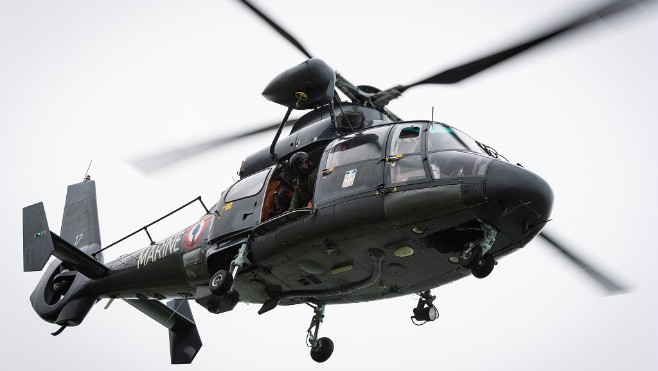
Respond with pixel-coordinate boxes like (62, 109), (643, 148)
(1, 1), (656, 370)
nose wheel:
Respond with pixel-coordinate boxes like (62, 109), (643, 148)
(306, 303), (334, 363)
(458, 244), (482, 268)
(459, 223), (498, 279)
(460, 245), (497, 279)
(472, 253), (496, 278)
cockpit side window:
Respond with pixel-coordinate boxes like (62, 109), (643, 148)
(388, 123), (427, 184)
(326, 131), (384, 169)
(389, 125), (422, 156)
(316, 126), (390, 205)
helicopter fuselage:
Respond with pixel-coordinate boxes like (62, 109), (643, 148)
(81, 110), (553, 314)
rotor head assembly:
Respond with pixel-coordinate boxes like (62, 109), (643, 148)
(262, 58), (336, 110)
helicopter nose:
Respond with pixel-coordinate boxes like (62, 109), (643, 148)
(479, 161), (554, 236)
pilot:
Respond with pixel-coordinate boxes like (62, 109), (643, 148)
(289, 151), (317, 209)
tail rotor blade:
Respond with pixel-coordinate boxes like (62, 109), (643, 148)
(538, 232), (627, 295)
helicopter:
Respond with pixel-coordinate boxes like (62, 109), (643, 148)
(20, 0), (650, 365)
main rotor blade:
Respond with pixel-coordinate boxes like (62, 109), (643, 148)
(538, 231), (627, 295)
(398, 0), (654, 92)
(129, 120), (296, 174)
(237, 0), (313, 59)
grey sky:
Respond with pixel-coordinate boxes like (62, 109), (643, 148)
(1, 1), (656, 370)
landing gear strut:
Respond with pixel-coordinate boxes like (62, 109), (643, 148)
(306, 303), (334, 363)
(459, 223), (498, 279)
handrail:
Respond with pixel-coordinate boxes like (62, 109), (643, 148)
(92, 196), (209, 257)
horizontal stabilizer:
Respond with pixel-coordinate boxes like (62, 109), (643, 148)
(23, 202), (108, 278)
(125, 298), (203, 364)
(51, 232), (108, 279)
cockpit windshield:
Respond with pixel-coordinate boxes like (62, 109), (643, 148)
(427, 123), (484, 154)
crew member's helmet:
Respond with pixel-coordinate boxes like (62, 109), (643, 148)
(290, 151), (312, 174)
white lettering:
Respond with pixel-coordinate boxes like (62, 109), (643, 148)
(136, 233), (184, 269)
(146, 247), (155, 265)
(172, 234), (182, 253)
(137, 248), (148, 268)
(154, 243), (163, 260)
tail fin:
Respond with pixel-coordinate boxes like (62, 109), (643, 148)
(60, 180), (103, 256)
(23, 180), (107, 278)
(24, 179), (107, 327)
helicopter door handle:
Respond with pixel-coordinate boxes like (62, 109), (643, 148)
(386, 155), (402, 164)
(322, 168), (334, 176)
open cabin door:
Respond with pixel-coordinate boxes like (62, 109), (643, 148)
(208, 167), (272, 242)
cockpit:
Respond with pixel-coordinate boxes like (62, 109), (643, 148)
(209, 121), (500, 242)
(315, 121), (496, 206)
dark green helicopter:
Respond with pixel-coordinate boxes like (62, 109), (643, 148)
(23, 0), (641, 364)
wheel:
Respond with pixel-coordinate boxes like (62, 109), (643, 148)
(459, 246), (482, 269)
(471, 254), (495, 279)
(209, 269), (233, 296)
(310, 337), (334, 363)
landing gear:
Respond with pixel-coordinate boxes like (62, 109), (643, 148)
(472, 254), (496, 279)
(209, 269), (233, 296)
(208, 242), (250, 296)
(306, 303), (334, 363)
(459, 223), (498, 279)
(461, 246), (497, 279)
(459, 244), (482, 268)
(310, 337), (334, 363)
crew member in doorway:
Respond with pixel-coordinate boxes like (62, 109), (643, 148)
(289, 151), (317, 209)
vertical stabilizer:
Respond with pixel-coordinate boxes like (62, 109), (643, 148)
(23, 203), (53, 272)
(60, 180), (102, 258)
(24, 179), (107, 327)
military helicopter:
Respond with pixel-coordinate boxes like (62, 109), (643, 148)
(22, 0), (645, 365)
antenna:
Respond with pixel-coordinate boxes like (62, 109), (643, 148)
(431, 106), (434, 122)
(84, 160), (93, 181)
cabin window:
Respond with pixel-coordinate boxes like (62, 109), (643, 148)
(316, 126), (390, 204)
(325, 128), (388, 169)
(388, 123), (428, 184)
(225, 168), (271, 202)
